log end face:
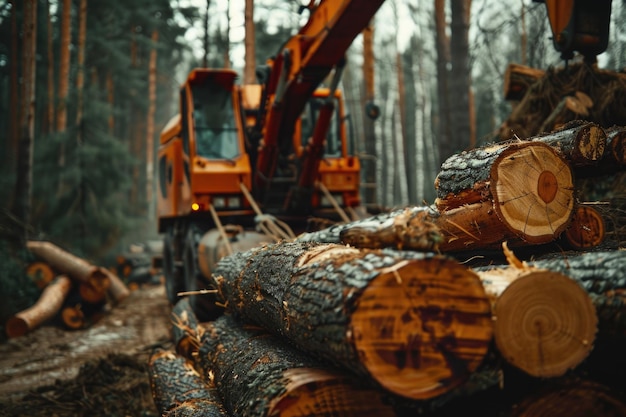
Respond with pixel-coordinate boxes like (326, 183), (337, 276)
(494, 270), (597, 378)
(5, 316), (29, 338)
(350, 258), (493, 400)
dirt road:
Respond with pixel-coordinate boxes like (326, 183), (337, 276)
(0, 283), (172, 416)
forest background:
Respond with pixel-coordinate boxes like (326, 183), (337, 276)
(1, 0), (625, 264)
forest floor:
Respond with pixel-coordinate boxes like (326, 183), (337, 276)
(0, 283), (172, 417)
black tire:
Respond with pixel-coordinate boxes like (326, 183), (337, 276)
(183, 227), (222, 322)
(163, 232), (184, 305)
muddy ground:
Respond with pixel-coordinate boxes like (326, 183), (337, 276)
(0, 283), (172, 417)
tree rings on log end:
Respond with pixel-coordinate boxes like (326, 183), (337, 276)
(564, 205), (606, 249)
(490, 142), (574, 244)
(269, 368), (396, 417)
(493, 271), (597, 378)
(26, 262), (56, 289)
(349, 257), (493, 400)
(577, 124), (607, 162)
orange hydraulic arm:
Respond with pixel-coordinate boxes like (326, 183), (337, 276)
(254, 0), (386, 192)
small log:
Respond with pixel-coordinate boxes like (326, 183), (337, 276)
(171, 297), (202, 359)
(5, 275), (73, 338)
(61, 305), (86, 330)
(78, 282), (107, 304)
(605, 125), (626, 165)
(503, 63), (545, 101)
(562, 204), (606, 250)
(25, 261), (56, 289)
(148, 350), (228, 417)
(26, 241), (110, 293)
(476, 259), (597, 378)
(511, 378), (626, 417)
(212, 241), (493, 400)
(532, 120), (607, 167)
(197, 314), (397, 417)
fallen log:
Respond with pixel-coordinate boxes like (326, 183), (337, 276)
(5, 275), (73, 338)
(434, 141), (574, 246)
(606, 125), (626, 165)
(503, 63), (545, 101)
(26, 241), (110, 293)
(102, 268), (130, 305)
(148, 350), (228, 417)
(197, 314), (397, 417)
(25, 261), (56, 289)
(532, 120), (607, 167)
(475, 249), (597, 378)
(211, 241), (493, 400)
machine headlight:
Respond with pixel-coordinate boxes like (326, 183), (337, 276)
(213, 197), (226, 209)
(227, 196), (241, 208)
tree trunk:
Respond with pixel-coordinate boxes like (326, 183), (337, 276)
(605, 126), (626, 165)
(171, 297), (201, 359)
(75, 0), (87, 137)
(45, 0), (55, 135)
(222, 0), (230, 68)
(26, 241), (110, 294)
(211, 241), (493, 400)
(148, 350), (227, 417)
(475, 262), (597, 378)
(434, 0), (452, 164)
(243, 0), (255, 84)
(13, 0), (37, 243)
(5, 275), (73, 338)
(435, 141), (574, 245)
(362, 20), (378, 207)
(56, 0), (71, 133)
(197, 314), (397, 417)
(7, 0), (19, 170)
(561, 204), (606, 250)
(146, 30), (159, 217)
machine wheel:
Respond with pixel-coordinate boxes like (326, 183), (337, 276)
(163, 231), (184, 305)
(183, 226), (222, 321)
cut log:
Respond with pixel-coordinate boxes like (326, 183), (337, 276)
(211, 241), (493, 400)
(5, 275), (73, 338)
(25, 261), (56, 289)
(527, 250), (626, 336)
(435, 141), (574, 245)
(503, 63), (545, 101)
(562, 204), (606, 250)
(102, 268), (130, 305)
(197, 314), (397, 417)
(171, 297), (201, 359)
(606, 125), (626, 165)
(511, 378), (626, 417)
(148, 350), (228, 417)
(26, 241), (110, 293)
(533, 120), (607, 166)
(476, 260), (597, 378)
(61, 305), (86, 330)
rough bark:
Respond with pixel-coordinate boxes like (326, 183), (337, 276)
(435, 141), (574, 245)
(243, 0), (256, 84)
(211, 241), (493, 400)
(27, 241), (110, 293)
(5, 275), (73, 338)
(503, 63), (545, 101)
(148, 350), (227, 417)
(197, 314), (397, 417)
(532, 120), (607, 167)
(476, 264), (597, 378)
(146, 29), (158, 215)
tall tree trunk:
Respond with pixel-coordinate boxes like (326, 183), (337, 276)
(7, 0), (19, 170)
(434, 0), (452, 164)
(243, 0), (256, 84)
(146, 30), (159, 219)
(362, 20), (378, 208)
(448, 0), (472, 154)
(223, 0), (230, 68)
(45, 0), (55, 135)
(203, 0), (210, 67)
(75, 0), (87, 140)
(56, 0), (72, 133)
(13, 0), (37, 242)
(106, 72), (115, 134)
(520, 0), (527, 65)
(397, 49), (416, 205)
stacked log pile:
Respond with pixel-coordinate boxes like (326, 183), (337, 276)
(150, 126), (626, 415)
(4, 240), (130, 337)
